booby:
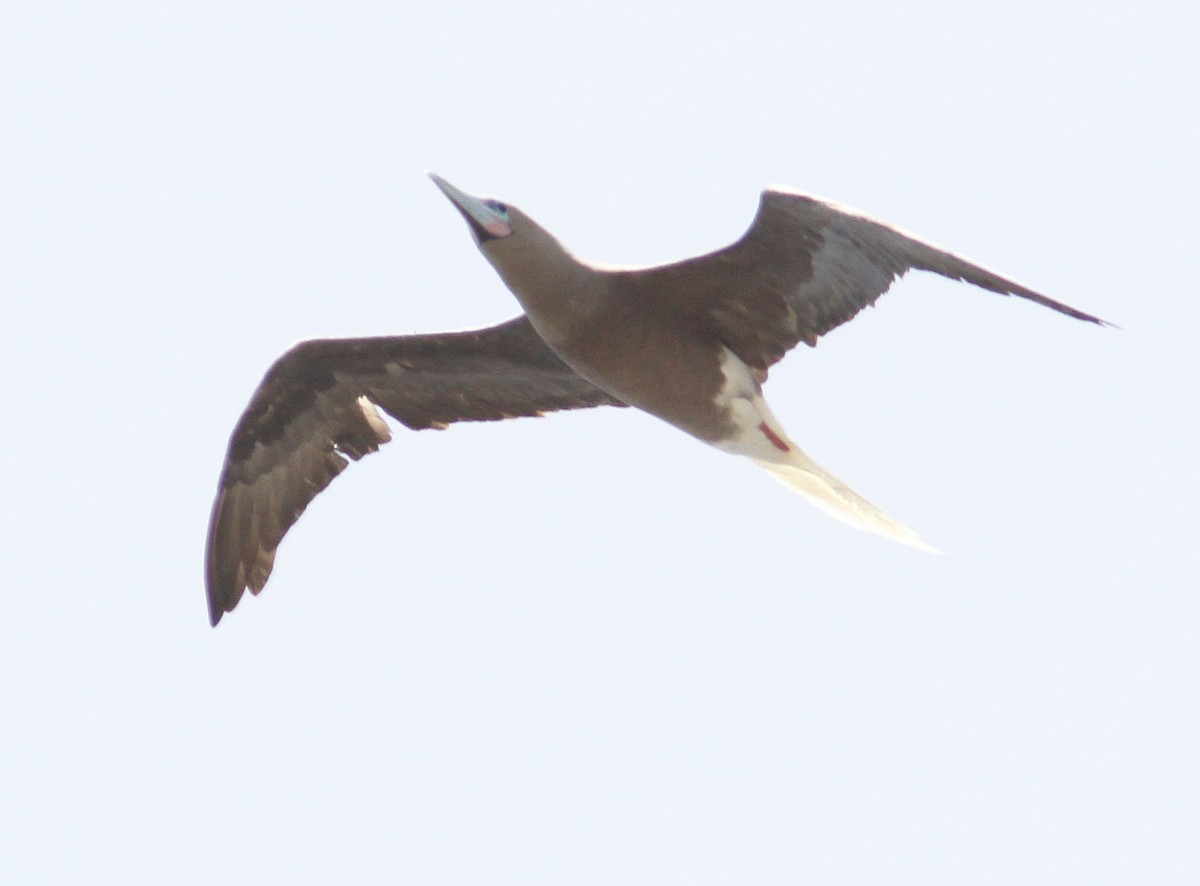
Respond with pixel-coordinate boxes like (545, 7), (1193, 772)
(204, 175), (1106, 624)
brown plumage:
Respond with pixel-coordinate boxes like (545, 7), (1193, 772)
(206, 317), (624, 624)
(204, 176), (1106, 625)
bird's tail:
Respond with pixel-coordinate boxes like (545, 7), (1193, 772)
(754, 449), (940, 553)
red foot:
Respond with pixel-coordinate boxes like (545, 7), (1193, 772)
(758, 422), (790, 453)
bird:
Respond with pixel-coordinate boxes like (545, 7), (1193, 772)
(204, 174), (1106, 625)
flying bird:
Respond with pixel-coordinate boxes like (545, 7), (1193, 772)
(205, 175), (1106, 625)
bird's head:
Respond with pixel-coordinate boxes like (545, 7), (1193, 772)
(428, 173), (581, 304)
(428, 173), (523, 247)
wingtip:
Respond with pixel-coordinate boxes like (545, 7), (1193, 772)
(1070, 306), (1116, 328)
(207, 593), (225, 627)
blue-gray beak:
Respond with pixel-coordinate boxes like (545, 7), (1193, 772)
(428, 173), (513, 241)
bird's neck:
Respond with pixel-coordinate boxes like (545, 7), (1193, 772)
(486, 225), (602, 348)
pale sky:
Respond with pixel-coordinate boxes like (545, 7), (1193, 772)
(3, 2), (1197, 883)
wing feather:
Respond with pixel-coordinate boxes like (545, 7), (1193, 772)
(205, 316), (624, 624)
(651, 188), (1107, 372)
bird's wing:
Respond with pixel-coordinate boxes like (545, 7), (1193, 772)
(649, 187), (1107, 372)
(205, 316), (624, 624)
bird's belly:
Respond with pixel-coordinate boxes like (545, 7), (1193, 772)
(552, 327), (737, 444)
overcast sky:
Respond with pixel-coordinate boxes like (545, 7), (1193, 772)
(3, 2), (1197, 883)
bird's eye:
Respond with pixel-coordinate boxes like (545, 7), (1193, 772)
(487, 200), (508, 215)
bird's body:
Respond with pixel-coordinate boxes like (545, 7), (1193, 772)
(531, 273), (738, 444)
(204, 175), (1106, 624)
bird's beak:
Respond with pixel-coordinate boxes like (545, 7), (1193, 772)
(428, 173), (513, 241)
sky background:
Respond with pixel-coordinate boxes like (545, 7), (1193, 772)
(3, 2), (1197, 883)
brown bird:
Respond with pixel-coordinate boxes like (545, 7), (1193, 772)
(204, 174), (1106, 625)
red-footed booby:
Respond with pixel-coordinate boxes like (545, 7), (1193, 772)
(204, 174), (1106, 625)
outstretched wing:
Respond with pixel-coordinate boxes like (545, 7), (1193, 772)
(647, 187), (1108, 372)
(206, 316), (624, 625)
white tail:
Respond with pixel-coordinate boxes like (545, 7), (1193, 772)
(754, 451), (941, 553)
(753, 449), (940, 552)
(709, 345), (940, 553)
